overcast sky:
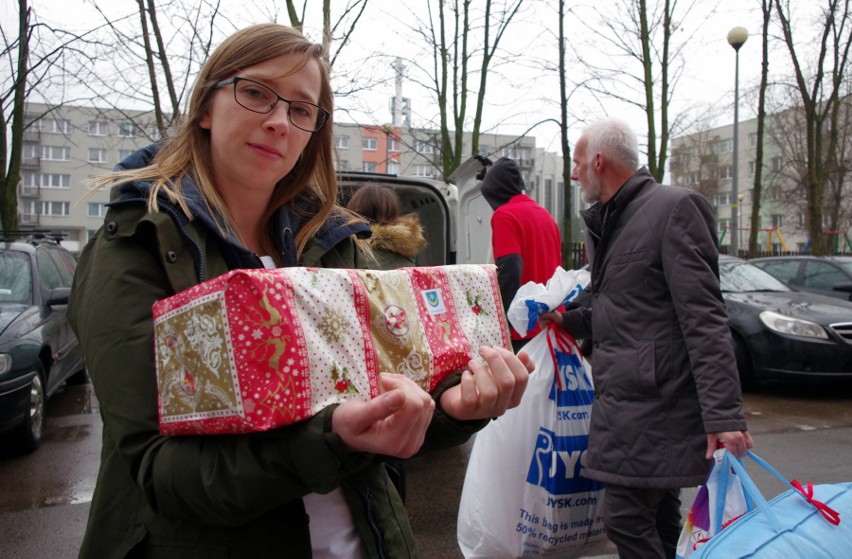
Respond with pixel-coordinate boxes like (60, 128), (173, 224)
(5, 0), (812, 154)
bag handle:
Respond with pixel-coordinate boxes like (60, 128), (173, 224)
(721, 451), (783, 532)
(710, 451), (755, 536)
(722, 450), (841, 532)
(544, 324), (586, 390)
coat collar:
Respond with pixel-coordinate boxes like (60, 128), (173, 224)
(109, 144), (370, 269)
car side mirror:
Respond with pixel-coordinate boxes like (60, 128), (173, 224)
(46, 286), (71, 306)
(832, 282), (852, 302)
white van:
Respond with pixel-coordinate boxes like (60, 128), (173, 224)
(338, 156), (494, 267)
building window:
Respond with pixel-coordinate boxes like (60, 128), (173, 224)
(335, 136), (349, 149)
(362, 161), (377, 172)
(713, 139), (733, 154)
(118, 122), (136, 138)
(771, 214), (783, 228)
(748, 160), (755, 175)
(798, 213), (806, 227)
(718, 218), (730, 235)
(749, 133), (758, 148)
(387, 160), (400, 174)
(337, 159), (351, 171)
(413, 164), (434, 177)
(717, 165), (733, 180)
(88, 121), (109, 136)
(44, 118), (70, 134)
(22, 172), (39, 187)
(27, 200), (70, 216)
(87, 203), (108, 218)
(88, 148), (108, 163)
(147, 124), (161, 141)
(41, 173), (71, 188)
(387, 138), (400, 152)
(118, 149), (135, 162)
(771, 156), (782, 172)
(716, 193), (731, 206)
(42, 146), (70, 161)
(501, 146), (533, 163)
(23, 144), (40, 164)
(768, 187), (781, 201)
(362, 137), (377, 151)
(415, 140), (435, 154)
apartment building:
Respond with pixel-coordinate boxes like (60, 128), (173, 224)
(670, 117), (808, 254)
(19, 102), (569, 250)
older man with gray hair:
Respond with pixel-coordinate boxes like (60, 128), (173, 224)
(540, 118), (753, 559)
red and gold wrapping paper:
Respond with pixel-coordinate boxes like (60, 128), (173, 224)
(152, 264), (510, 435)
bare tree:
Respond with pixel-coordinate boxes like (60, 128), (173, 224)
(400, 0), (526, 179)
(557, 0), (573, 256)
(0, 1), (85, 230)
(283, 0), (369, 68)
(81, 0), (225, 138)
(773, 0), (852, 255)
(747, 0), (773, 257)
(572, 0), (715, 182)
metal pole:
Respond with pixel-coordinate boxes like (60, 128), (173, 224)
(728, 26), (747, 257)
(731, 49), (740, 257)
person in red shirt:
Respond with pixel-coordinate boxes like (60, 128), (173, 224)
(479, 156), (563, 351)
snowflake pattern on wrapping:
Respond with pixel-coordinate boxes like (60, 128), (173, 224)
(152, 265), (510, 435)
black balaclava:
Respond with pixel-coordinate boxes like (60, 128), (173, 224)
(479, 156), (524, 210)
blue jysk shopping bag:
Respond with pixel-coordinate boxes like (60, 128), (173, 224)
(457, 326), (608, 558)
(689, 451), (850, 558)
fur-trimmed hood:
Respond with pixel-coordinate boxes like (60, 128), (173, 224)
(369, 214), (427, 259)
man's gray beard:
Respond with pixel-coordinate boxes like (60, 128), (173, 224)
(581, 177), (601, 204)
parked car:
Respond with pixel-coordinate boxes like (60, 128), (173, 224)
(0, 232), (86, 452)
(719, 255), (852, 386)
(750, 255), (852, 301)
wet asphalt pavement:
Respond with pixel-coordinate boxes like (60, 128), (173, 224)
(4, 379), (852, 558)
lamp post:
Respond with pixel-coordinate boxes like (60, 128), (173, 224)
(727, 26), (748, 257)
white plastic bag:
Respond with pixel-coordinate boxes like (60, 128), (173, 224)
(676, 448), (750, 558)
(507, 267), (590, 338)
(456, 326), (608, 557)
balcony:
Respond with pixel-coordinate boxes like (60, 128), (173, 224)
(23, 128), (41, 142)
(21, 157), (40, 169)
(19, 213), (40, 226)
(18, 184), (40, 198)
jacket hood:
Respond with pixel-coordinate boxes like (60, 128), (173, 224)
(109, 144), (370, 265)
(369, 214), (427, 259)
(479, 157), (524, 210)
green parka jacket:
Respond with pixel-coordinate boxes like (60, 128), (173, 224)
(69, 148), (487, 559)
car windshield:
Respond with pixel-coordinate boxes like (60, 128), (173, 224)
(0, 250), (33, 304)
(838, 260), (852, 275)
(719, 259), (791, 293)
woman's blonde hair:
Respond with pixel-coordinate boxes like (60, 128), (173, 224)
(93, 23), (338, 259)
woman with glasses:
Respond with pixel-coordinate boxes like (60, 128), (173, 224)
(68, 23), (532, 559)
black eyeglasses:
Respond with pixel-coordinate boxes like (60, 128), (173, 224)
(213, 77), (330, 133)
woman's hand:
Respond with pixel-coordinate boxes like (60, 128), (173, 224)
(331, 373), (435, 458)
(439, 346), (534, 421)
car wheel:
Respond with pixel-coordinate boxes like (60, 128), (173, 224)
(733, 336), (755, 391)
(11, 363), (47, 453)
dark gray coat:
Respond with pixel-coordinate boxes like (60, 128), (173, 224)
(563, 168), (747, 488)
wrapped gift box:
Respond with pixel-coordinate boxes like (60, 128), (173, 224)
(152, 264), (511, 435)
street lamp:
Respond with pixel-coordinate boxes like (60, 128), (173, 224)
(728, 26), (748, 257)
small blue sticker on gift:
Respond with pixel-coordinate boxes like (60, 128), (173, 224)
(422, 289), (446, 314)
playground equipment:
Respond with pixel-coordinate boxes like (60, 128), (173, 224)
(719, 226), (788, 252)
